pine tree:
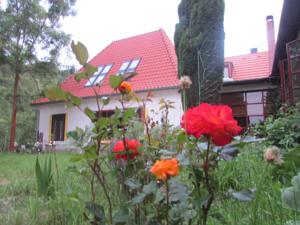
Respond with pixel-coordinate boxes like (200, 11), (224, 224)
(0, 0), (76, 150)
(175, 0), (225, 107)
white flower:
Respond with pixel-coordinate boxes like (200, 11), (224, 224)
(179, 75), (192, 90)
(264, 146), (283, 165)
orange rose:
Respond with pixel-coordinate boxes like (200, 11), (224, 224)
(150, 158), (179, 180)
(118, 81), (132, 94)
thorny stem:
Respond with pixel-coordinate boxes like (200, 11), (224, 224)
(120, 97), (129, 158)
(142, 100), (152, 146)
(90, 174), (96, 202)
(90, 163), (113, 224)
(202, 138), (214, 225)
(165, 178), (170, 225)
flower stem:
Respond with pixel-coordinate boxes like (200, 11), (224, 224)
(202, 138), (214, 225)
(165, 178), (170, 225)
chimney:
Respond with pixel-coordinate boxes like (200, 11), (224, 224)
(266, 15), (275, 73)
(250, 48), (258, 54)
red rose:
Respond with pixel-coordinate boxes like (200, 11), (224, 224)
(181, 103), (242, 146)
(113, 139), (141, 160)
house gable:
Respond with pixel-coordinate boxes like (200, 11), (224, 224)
(33, 29), (179, 105)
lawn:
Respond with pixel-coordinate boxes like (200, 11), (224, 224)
(0, 145), (299, 225)
(0, 152), (89, 225)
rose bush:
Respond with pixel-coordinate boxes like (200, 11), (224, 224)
(46, 42), (248, 225)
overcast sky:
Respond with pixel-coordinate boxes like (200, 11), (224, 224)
(2, 0), (284, 67)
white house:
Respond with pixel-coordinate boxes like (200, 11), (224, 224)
(32, 29), (183, 148)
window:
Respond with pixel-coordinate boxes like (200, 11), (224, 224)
(51, 114), (66, 141)
(85, 64), (113, 87)
(221, 90), (275, 128)
(223, 62), (233, 80)
(118, 58), (140, 75)
(96, 109), (115, 118)
(224, 66), (229, 79)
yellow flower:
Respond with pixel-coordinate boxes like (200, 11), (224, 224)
(150, 158), (179, 180)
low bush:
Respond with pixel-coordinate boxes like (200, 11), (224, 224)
(254, 103), (300, 149)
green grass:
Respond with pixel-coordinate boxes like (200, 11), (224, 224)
(0, 152), (89, 225)
(212, 143), (300, 225)
(0, 145), (299, 225)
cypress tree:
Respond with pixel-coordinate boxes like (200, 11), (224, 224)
(175, 0), (225, 107)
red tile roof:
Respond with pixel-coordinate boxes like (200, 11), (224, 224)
(225, 51), (270, 80)
(32, 29), (271, 105)
(32, 29), (179, 105)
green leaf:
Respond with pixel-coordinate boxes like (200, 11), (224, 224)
(230, 189), (255, 202)
(143, 181), (157, 194)
(282, 187), (300, 212)
(123, 108), (136, 120)
(109, 75), (123, 88)
(74, 72), (87, 82)
(85, 202), (105, 224)
(113, 207), (129, 224)
(67, 93), (82, 106)
(70, 154), (87, 163)
(282, 173), (300, 212)
(292, 173), (300, 188)
(84, 107), (96, 121)
(84, 63), (98, 77)
(131, 192), (146, 205)
(124, 178), (141, 191)
(96, 117), (111, 129)
(177, 131), (188, 145)
(44, 87), (68, 101)
(71, 41), (89, 65)
(67, 131), (79, 140)
(101, 96), (110, 105)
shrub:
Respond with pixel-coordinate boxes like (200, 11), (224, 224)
(254, 103), (300, 149)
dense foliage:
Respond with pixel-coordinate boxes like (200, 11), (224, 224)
(254, 103), (300, 149)
(0, 63), (69, 151)
(174, 0), (225, 106)
(0, 0), (76, 150)
(41, 42), (276, 225)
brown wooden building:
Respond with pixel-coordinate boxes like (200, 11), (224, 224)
(221, 0), (300, 128)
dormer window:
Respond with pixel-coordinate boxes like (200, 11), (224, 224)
(118, 58), (140, 75)
(224, 66), (229, 79)
(223, 62), (233, 81)
(85, 64), (113, 87)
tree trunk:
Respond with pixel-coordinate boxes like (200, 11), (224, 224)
(9, 73), (20, 151)
(175, 0), (225, 108)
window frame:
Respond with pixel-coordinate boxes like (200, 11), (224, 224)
(117, 58), (141, 75)
(221, 90), (274, 128)
(85, 64), (113, 87)
(51, 114), (66, 141)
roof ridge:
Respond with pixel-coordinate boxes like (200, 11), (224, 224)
(158, 29), (178, 78)
(110, 29), (162, 44)
(225, 51), (268, 58)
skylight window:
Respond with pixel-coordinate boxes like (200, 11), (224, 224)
(118, 58), (140, 75)
(85, 64), (113, 87)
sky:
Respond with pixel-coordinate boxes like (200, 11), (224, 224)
(2, 0), (284, 67)
(61, 0), (283, 67)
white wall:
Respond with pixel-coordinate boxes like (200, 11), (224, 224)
(36, 89), (182, 147)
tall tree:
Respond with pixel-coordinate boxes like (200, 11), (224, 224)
(174, 0), (225, 107)
(0, 0), (76, 151)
